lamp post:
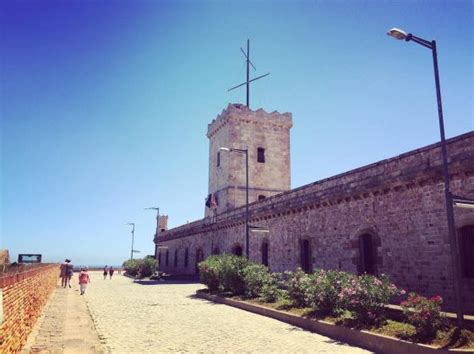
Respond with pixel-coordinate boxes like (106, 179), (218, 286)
(387, 28), (464, 327)
(125, 223), (135, 260)
(220, 147), (250, 259)
(145, 207), (160, 257)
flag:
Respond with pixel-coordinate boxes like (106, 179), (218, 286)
(210, 193), (218, 209)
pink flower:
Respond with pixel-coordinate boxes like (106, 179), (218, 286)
(400, 289), (406, 295)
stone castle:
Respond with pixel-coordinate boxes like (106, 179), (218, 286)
(154, 103), (474, 314)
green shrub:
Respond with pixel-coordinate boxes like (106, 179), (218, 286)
(122, 257), (156, 278)
(199, 254), (249, 295)
(122, 259), (141, 276)
(242, 263), (280, 301)
(220, 255), (249, 295)
(139, 257), (157, 278)
(199, 255), (224, 292)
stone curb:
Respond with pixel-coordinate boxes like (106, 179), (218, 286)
(195, 292), (474, 354)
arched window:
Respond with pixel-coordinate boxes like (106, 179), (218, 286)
(184, 248), (189, 267)
(261, 241), (269, 267)
(158, 252), (162, 265)
(174, 249), (178, 267)
(460, 225), (474, 278)
(232, 244), (243, 257)
(300, 239), (312, 273)
(258, 195), (266, 201)
(165, 250), (169, 266)
(359, 233), (376, 274)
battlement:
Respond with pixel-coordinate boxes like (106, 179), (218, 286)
(207, 103), (292, 138)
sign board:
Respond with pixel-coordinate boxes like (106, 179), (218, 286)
(18, 254), (42, 263)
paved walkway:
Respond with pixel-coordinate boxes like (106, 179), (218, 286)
(85, 272), (371, 353)
(23, 272), (372, 353)
(22, 279), (104, 353)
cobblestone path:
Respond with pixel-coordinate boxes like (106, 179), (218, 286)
(22, 281), (103, 353)
(85, 272), (371, 353)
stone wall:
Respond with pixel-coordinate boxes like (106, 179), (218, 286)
(155, 132), (474, 313)
(0, 264), (59, 353)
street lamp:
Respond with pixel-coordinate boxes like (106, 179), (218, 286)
(145, 207), (160, 256)
(125, 223), (135, 260)
(387, 27), (464, 327)
(220, 146), (250, 259)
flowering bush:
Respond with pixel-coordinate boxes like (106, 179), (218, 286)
(344, 274), (401, 324)
(284, 268), (312, 307)
(400, 292), (446, 339)
(307, 269), (352, 316)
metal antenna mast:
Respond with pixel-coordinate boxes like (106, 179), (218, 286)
(145, 207), (160, 232)
(228, 39), (270, 108)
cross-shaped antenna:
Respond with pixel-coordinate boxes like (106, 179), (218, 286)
(228, 39), (270, 109)
(144, 207), (160, 218)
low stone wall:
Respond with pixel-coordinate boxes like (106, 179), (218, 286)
(0, 264), (59, 353)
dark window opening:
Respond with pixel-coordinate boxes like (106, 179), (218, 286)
(258, 195), (266, 201)
(212, 247), (220, 255)
(158, 252), (162, 265)
(165, 250), (169, 266)
(262, 241), (269, 267)
(174, 250), (178, 267)
(217, 151), (220, 167)
(232, 245), (243, 257)
(185, 248), (189, 267)
(195, 248), (204, 273)
(160, 228), (166, 232)
(359, 234), (375, 274)
(300, 239), (312, 273)
(460, 225), (474, 278)
(257, 148), (265, 163)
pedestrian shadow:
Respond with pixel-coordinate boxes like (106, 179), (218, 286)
(187, 293), (222, 305)
(133, 279), (201, 285)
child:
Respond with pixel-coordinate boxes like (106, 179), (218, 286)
(78, 267), (90, 295)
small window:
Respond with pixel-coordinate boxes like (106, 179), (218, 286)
(165, 250), (169, 266)
(212, 247), (220, 255)
(185, 248), (189, 267)
(174, 250), (178, 267)
(258, 195), (266, 201)
(300, 239), (312, 273)
(217, 151), (220, 167)
(261, 241), (269, 267)
(257, 147), (265, 163)
(359, 234), (375, 274)
(158, 252), (162, 265)
(460, 225), (474, 278)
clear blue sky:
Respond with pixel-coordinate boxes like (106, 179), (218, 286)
(1, 0), (472, 266)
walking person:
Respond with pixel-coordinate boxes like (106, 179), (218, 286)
(78, 267), (90, 295)
(108, 266), (114, 279)
(65, 259), (74, 288)
(60, 259), (68, 287)
(103, 265), (108, 280)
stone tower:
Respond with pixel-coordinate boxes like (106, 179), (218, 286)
(206, 103), (293, 217)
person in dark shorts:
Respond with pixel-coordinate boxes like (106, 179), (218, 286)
(103, 265), (108, 280)
(65, 259), (74, 288)
(108, 266), (114, 279)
